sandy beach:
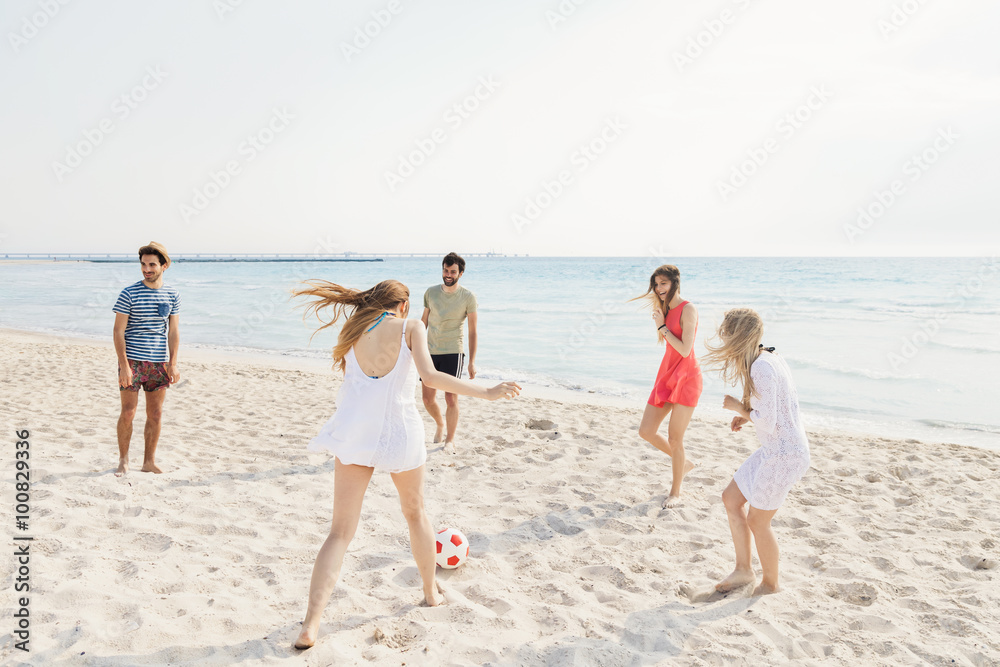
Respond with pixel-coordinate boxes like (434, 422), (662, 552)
(1, 327), (997, 666)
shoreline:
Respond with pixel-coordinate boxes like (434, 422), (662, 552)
(0, 325), (993, 454)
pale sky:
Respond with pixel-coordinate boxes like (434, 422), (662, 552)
(1, 0), (998, 256)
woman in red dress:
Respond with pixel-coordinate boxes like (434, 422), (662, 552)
(635, 265), (702, 507)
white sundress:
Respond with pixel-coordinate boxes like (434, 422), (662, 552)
(733, 353), (811, 511)
(308, 319), (427, 473)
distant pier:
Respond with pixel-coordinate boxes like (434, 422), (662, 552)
(0, 252), (519, 263)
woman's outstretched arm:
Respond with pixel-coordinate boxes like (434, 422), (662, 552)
(407, 319), (519, 401)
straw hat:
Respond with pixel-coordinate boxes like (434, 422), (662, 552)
(139, 241), (171, 268)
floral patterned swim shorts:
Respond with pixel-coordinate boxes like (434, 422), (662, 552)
(119, 359), (170, 392)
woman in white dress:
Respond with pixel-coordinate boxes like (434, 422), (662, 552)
(702, 308), (810, 596)
(290, 279), (520, 649)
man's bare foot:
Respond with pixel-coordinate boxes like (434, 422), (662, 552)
(140, 462), (163, 474)
(433, 424), (444, 444)
(662, 494), (682, 508)
(715, 568), (756, 592)
(293, 624), (317, 650)
(115, 459), (129, 477)
(443, 441), (456, 455)
(752, 581), (780, 596)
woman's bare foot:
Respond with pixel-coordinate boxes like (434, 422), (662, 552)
(443, 441), (456, 455)
(424, 581), (445, 607)
(663, 461), (696, 507)
(140, 462), (163, 474)
(715, 568), (756, 592)
(662, 494), (682, 508)
(293, 623), (317, 650)
(115, 459), (129, 477)
(752, 581), (780, 596)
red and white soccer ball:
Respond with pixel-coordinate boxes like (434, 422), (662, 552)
(435, 527), (469, 569)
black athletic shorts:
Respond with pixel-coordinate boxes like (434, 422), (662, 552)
(430, 353), (465, 378)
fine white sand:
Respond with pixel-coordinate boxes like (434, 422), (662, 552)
(1, 328), (998, 666)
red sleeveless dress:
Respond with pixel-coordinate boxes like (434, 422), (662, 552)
(647, 301), (702, 408)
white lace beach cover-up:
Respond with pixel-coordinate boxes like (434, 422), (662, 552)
(308, 319), (426, 473)
(733, 352), (811, 510)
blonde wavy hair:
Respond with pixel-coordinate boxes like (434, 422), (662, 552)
(701, 308), (764, 410)
(292, 279), (410, 373)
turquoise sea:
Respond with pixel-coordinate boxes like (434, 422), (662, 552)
(1, 257), (997, 449)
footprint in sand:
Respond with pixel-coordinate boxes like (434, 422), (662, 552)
(136, 532), (173, 553)
(546, 514), (583, 536)
(677, 582), (723, 603)
(959, 555), (998, 571)
(826, 582), (877, 606)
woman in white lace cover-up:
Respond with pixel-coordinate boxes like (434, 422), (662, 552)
(702, 308), (810, 596)
(290, 279), (521, 650)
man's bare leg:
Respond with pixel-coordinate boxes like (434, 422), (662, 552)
(421, 382), (445, 443)
(443, 392), (459, 453)
(141, 389), (167, 473)
(116, 390), (139, 476)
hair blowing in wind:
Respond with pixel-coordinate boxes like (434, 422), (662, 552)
(701, 308), (765, 410)
(292, 279), (410, 372)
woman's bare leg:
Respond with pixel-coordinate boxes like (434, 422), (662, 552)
(638, 402), (672, 456)
(716, 479), (756, 591)
(747, 505), (781, 595)
(665, 404), (696, 501)
(390, 464), (444, 606)
(295, 460), (374, 649)
(639, 403), (695, 506)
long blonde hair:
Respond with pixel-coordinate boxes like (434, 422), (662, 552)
(630, 264), (681, 342)
(701, 308), (764, 410)
(293, 279), (410, 372)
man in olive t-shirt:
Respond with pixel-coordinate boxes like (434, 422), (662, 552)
(421, 252), (478, 453)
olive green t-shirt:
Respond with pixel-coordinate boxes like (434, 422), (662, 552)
(423, 285), (477, 355)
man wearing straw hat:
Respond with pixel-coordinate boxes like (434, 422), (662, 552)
(111, 242), (181, 476)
